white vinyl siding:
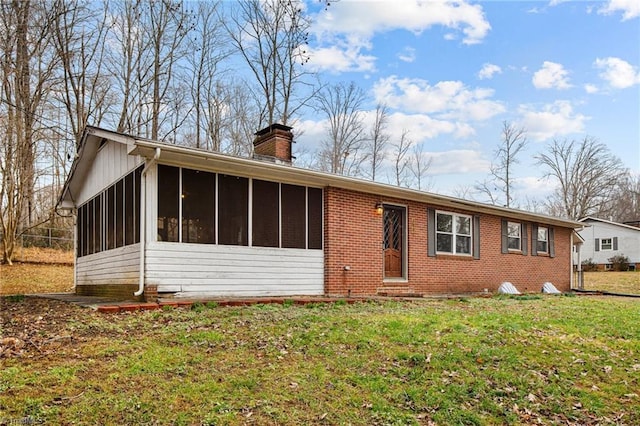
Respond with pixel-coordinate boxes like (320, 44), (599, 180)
(146, 242), (324, 297)
(76, 244), (140, 286)
(77, 141), (143, 205)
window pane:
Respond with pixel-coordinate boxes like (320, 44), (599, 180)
(218, 174), (248, 246)
(508, 236), (520, 250)
(134, 166), (142, 244)
(537, 227), (547, 242)
(436, 233), (452, 252)
(252, 179), (279, 247)
(537, 241), (548, 253)
(106, 185), (115, 250)
(182, 168), (216, 244)
(77, 204), (84, 257)
(115, 179), (124, 247)
(87, 198), (95, 255)
(436, 213), (452, 232)
(456, 216), (470, 235)
(157, 165), (179, 242)
(307, 188), (323, 250)
(84, 203), (90, 256)
(95, 194), (103, 253)
(507, 222), (520, 237)
(125, 172), (135, 245)
(281, 184), (306, 249)
(456, 235), (471, 254)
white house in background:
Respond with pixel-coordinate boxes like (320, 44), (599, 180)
(577, 217), (640, 271)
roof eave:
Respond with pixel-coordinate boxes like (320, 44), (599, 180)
(130, 139), (584, 230)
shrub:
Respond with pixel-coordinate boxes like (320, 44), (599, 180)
(608, 254), (630, 271)
(581, 258), (598, 272)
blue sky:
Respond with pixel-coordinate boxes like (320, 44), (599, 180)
(292, 0), (640, 205)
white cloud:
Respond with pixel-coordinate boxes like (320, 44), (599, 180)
(598, 0), (640, 20)
(398, 47), (416, 63)
(584, 84), (599, 94)
(314, 0), (490, 44)
(386, 112), (474, 140)
(421, 150), (490, 175)
(306, 44), (377, 73)
(309, 0), (490, 72)
(372, 76), (505, 121)
(532, 61), (572, 89)
(518, 101), (589, 141)
(478, 63), (502, 80)
(594, 57), (640, 89)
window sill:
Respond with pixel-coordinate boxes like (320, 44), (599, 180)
(383, 277), (408, 283)
(434, 253), (474, 260)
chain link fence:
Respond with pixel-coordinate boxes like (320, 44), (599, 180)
(1, 227), (74, 252)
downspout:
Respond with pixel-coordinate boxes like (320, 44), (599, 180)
(570, 231), (574, 290)
(134, 147), (161, 297)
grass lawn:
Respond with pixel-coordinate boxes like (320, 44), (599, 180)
(1, 247), (74, 295)
(1, 295), (639, 425)
(582, 271), (640, 295)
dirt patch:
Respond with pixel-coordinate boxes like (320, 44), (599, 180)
(0, 297), (96, 358)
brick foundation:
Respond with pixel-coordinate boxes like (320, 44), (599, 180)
(76, 284), (144, 301)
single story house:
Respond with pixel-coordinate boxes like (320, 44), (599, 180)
(577, 217), (640, 271)
(57, 125), (585, 301)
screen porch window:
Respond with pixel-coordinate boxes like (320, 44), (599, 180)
(77, 166), (142, 257)
(156, 165), (322, 249)
(182, 168), (215, 244)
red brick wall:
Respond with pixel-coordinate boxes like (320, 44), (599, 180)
(324, 187), (573, 296)
(254, 128), (292, 162)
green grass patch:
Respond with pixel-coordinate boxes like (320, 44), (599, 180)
(2, 297), (639, 425)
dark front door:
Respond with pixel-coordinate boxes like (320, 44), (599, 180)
(383, 206), (405, 278)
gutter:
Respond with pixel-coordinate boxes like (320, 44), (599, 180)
(134, 147), (161, 297)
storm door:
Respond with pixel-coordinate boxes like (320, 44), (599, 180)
(383, 205), (405, 278)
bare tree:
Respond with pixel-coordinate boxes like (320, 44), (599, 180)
(146, 1), (194, 140)
(223, 82), (260, 157)
(51, 0), (111, 148)
(535, 136), (628, 220)
(108, 0), (154, 135)
(475, 121), (527, 207)
(0, 0), (60, 264)
(597, 172), (639, 222)
(391, 129), (412, 187)
(451, 184), (474, 200)
(364, 103), (390, 181)
(223, 0), (315, 127)
(408, 143), (433, 191)
(315, 81), (366, 175)
(185, 1), (228, 150)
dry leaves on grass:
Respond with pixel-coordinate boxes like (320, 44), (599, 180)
(11, 246), (74, 264)
(0, 263), (74, 295)
(0, 297), (88, 358)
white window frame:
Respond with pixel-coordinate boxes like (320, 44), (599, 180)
(600, 238), (613, 251)
(507, 221), (522, 251)
(537, 226), (548, 253)
(435, 211), (473, 256)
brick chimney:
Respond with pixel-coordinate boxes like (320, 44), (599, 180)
(253, 123), (293, 164)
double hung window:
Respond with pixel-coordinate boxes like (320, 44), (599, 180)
(436, 212), (472, 255)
